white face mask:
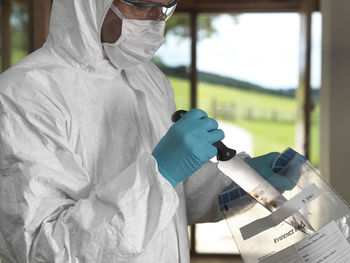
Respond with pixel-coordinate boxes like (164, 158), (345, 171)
(102, 4), (165, 70)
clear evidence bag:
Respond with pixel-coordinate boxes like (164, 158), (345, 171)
(218, 148), (350, 263)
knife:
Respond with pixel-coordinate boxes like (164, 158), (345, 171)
(172, 110), (315, 239)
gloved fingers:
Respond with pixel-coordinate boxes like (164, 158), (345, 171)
(244, 154), (297, 191)
(182, 108), (208, 121)
(193, 142), (218, 163)
(206, 129), (225, 144)
(264, 152), (280, 163)
(245, 152), (281, 181)
(268, 174), (297, 191)
(207, 144), (219, 159)
(200, 117), (219, 131)
(245, 152), (280, 170)
(255, 152), (280, 166)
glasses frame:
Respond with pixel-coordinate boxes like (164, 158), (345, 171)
(119, 0), (179, 8)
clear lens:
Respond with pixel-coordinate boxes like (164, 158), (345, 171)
(117, 0), (177, 22)
(123, 0), (177, 8)
(162, 5), (176, 21)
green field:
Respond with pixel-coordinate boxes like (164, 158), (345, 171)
(0, 48), (28, 71)
(168, 76), (320, 166)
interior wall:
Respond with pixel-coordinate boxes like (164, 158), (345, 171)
(320, 0), (350, 202)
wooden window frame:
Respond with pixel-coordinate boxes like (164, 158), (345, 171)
(1, 0), (12, 71)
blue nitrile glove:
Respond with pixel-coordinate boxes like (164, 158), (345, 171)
(152, 108), (224, 187)
(245, 152), (297, 192)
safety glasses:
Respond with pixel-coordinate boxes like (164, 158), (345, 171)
(120, 0), (178, 8)
(117, 0), (179, 21)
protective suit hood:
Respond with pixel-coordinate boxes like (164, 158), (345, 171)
(47, 0), (113, 71)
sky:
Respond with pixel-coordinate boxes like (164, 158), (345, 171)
(156, 12), (322, 90)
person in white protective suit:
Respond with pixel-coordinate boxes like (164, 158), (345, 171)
(0, 0), (237, 262)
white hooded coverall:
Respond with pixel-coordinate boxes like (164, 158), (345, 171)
(0, 0), (234, 262)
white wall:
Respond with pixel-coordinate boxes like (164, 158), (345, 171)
(320, 0), (350, 202)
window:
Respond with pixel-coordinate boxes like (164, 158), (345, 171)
(157, 6), (320, 255)
(196, 12), (300, 254)
(197, 13), (300, 157)
(0, 0), (29, 72)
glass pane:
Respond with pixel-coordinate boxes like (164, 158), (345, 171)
(0, 0), (29, 72)
(154, 13), (191, 110)
(310, 12), (322, 168)
(196, 13), (300, 254)
(11, 1), (29, 66)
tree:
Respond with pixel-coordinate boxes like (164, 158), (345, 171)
(165, 13), (239, 40)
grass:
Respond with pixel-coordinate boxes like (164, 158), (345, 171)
(0, 48), (28, 70)
(11, 48), (28, 65)
(168, 76), (320, 167)
(170, 77), (296, 111)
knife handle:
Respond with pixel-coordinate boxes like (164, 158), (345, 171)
(171, 110), (236, 161)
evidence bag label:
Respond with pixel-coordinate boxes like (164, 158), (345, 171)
(259, 220), (350, 263)
(240, 184), (321, 240)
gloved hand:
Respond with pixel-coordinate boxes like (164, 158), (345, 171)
(152, 108), (224, 187)
(245, 152), (297, 192)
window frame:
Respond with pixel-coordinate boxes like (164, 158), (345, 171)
(175, 0), (319, 257)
